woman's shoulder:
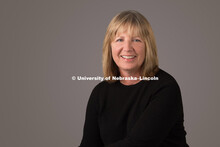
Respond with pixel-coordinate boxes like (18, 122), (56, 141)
(91, 80), (110, 94)
(94, 80), (109, 89)
(149, 68), (181, 94)
(155, 68), (179, 86)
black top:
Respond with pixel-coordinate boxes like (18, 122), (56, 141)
(79, 69), (189, 147)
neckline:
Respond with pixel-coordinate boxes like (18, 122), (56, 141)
(117, 80), (145, 88)
(114, 68), (162, 88)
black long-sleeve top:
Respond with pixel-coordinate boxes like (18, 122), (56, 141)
(79, 69), (189, 147)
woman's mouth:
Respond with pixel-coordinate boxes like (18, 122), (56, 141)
(120, 55), (136, 62)
(121, 55), (136, 59)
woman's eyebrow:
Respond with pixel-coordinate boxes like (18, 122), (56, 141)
(131, 35), (141, 38)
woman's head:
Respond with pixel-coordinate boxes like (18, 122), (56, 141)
(103, 10), (159, 82)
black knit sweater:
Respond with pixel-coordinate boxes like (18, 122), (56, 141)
(79, 69), (189, 147)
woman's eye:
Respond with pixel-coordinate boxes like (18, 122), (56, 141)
(133, 39), (141, 42)
(116, 39), (123, 42)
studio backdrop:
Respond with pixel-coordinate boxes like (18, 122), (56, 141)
(1, 0), (219, 147)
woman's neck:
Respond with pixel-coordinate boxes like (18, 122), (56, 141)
(119, 70), (141, 86)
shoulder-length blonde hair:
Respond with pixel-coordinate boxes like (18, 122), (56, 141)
(103, 10), (159, 83)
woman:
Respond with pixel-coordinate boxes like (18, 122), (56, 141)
(79, 10), (189, 147)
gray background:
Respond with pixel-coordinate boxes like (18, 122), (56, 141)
(1, 0), (219, 147)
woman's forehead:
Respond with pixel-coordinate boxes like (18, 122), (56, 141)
(114, 25), (141, 37)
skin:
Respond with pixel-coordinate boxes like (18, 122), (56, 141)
(111, 31), (145, 85)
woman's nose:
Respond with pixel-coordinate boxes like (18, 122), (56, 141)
(123, 40), (133, 51)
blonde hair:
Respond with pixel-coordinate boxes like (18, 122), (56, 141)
(103, 10), (159, 83)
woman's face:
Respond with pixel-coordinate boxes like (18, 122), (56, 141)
(111, 31), (145, 76)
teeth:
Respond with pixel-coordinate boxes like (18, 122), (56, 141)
(121, 55), (135, 59)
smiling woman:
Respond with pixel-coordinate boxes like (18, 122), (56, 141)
(79, 10), (189, 147)
(103, 10), (159, 85)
